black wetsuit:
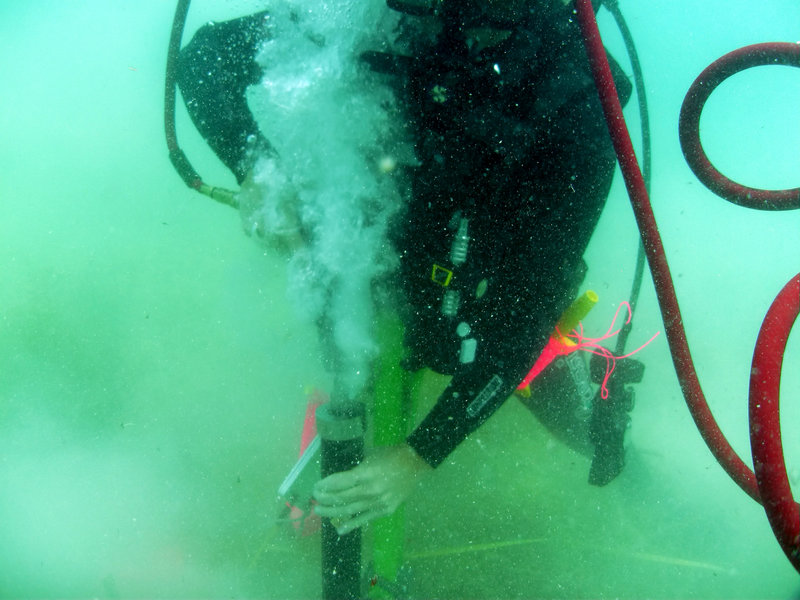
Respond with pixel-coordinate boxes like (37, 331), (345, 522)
(176, 5), (631, 469)
(176, 11), (273, 185)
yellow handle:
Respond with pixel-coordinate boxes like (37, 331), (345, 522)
(554, 290), (598, 339)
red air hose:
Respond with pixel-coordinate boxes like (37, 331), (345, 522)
(679, 43), (800, 211)
(750, 274), (800, 570)
(573, 0), (799, 571)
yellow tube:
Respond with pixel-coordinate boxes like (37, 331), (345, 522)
(554, 290), (599, 338)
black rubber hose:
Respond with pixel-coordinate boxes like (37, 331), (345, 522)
(165, 0), (202, 189)
(602, 0), (652, 356)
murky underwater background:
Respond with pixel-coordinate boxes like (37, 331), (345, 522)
(1, 0), (798, 598)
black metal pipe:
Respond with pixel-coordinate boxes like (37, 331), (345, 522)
(317, 401), (365, 600)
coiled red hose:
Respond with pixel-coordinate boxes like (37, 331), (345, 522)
(574, 0), (799, 572)
(679, 43), (800, 211)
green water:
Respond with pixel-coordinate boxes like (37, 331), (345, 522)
(1, 1), (798, 598)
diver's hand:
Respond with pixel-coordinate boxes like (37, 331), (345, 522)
(312, 443), (432, 535)
(237, 161), (305, 253)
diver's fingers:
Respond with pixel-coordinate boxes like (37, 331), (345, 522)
(312, 482), (375, 509)
(313, 467), (367, 494)
(313, 496), (374, 519)
(335, 504), (392, 536)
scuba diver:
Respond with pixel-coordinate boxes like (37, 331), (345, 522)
(175, 0), (633, 535)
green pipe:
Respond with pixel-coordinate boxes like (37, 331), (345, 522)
(370, 313), (412, 597)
